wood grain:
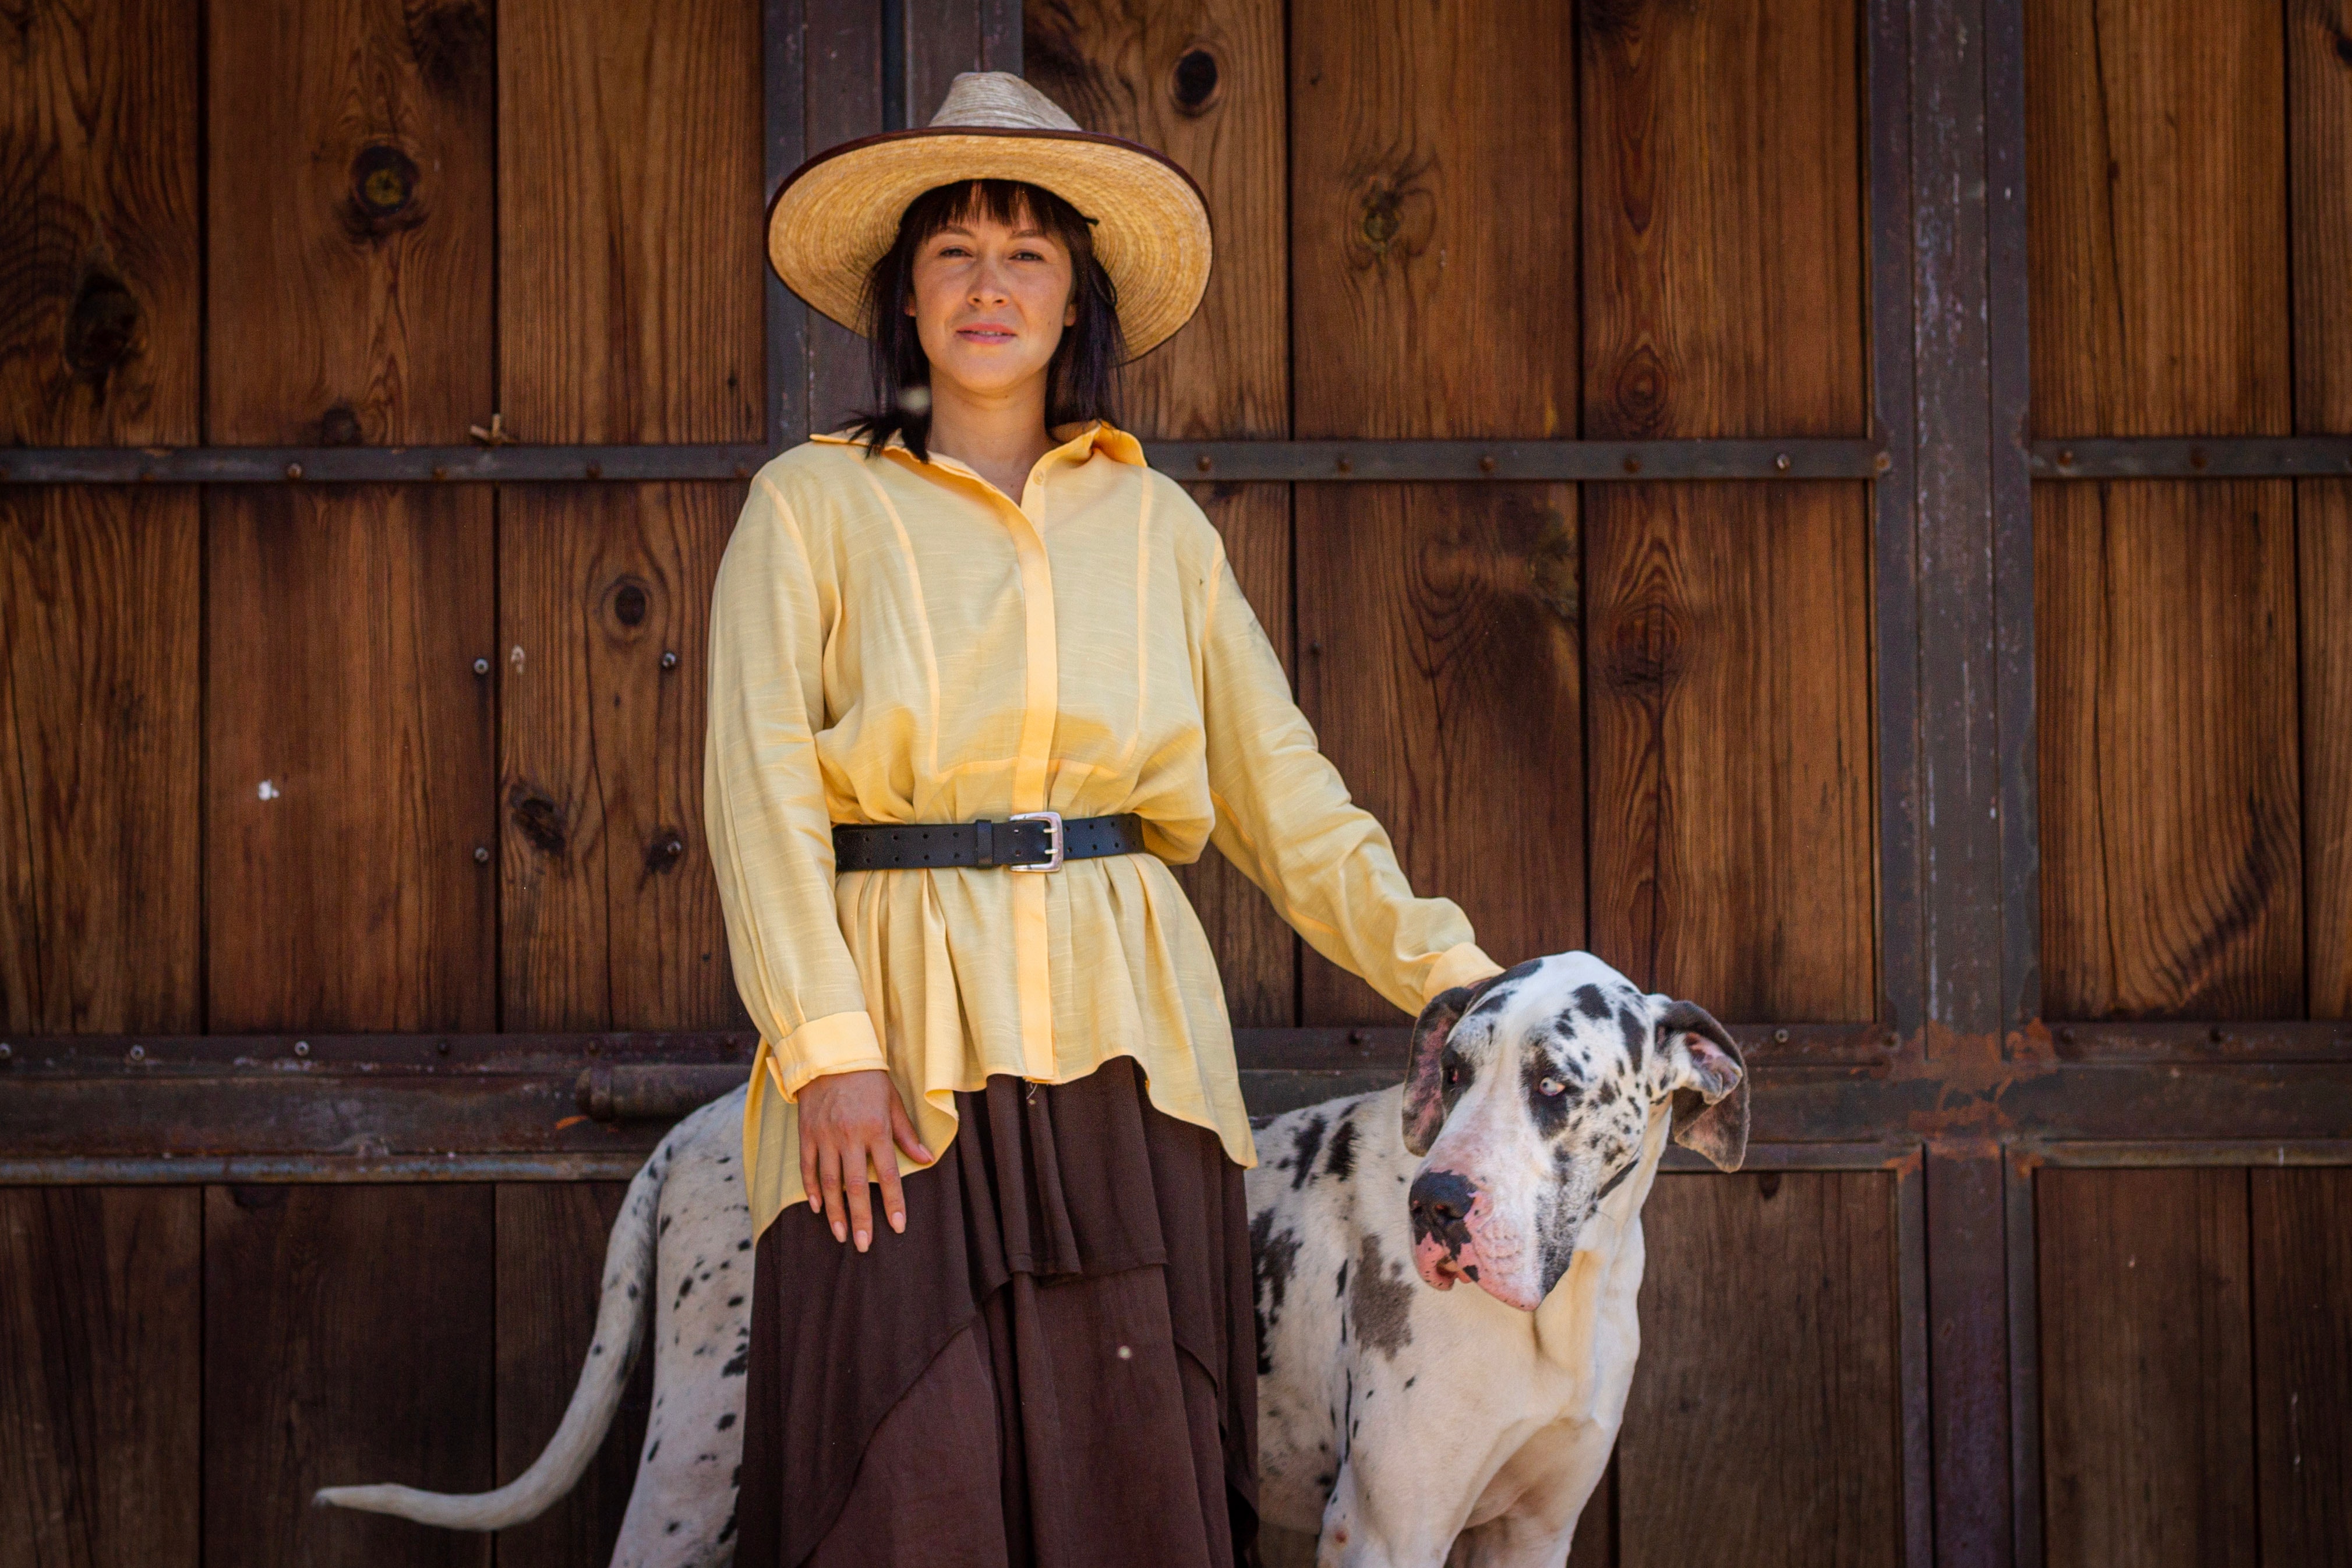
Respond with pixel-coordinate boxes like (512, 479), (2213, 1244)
(206, 486), (496, 1032)
(2026, 0), (2289, 439)
(499, 0), (762, 444)
(1025, 0), (1288, 438)
(1296, 483), (1583, 1023)
(1, 489), (200, 1034)
(499, 483), (743, 1031)
(2293, 0), (2352, 1020)
(2034, 479), (2304, 1018)
(1578, 0), (1873, 1025)
(494, 1183), (657, 1568)
(203, 1185), (495, 1568)
(0, 0), (199, 444)
(2251, 1167), (2352, 1566)
(1619, 1173), (1901, 1568)
(1288, 0), (1577, 440)
(801, 2), (885, 435)
(2304, 484), (2352, 1019)
(2026, 0), (2302, 1019)
(206, 0), (495, 444)
(0, 1188), (200, 1568)
(2037, 1168), (2256, 1568)
(905, 0), (1024, 131)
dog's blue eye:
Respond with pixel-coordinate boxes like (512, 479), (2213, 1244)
(1539, 1076), (1566, 1097)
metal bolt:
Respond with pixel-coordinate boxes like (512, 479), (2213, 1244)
(1350, 1028), (1369, 1045)
(436, 1040), (451, 1055)
(129, 1044), (146, 1062)
(1874, 451), (1893, 472)
(733, 464), (751, 479)
(2058, 448), (2075, 467)
(474, 845), (492, 864)
(1335, 455), (1353, 475)
(2209, 1026), (2227, 1045)
(432, 464), (449, 481)
(1774, 453), (1792, 472)
(1622, 454), (1642, 475)
(0, 1043), (10, 1061)
(1196, 453), (1213, 473)
(1772, 1027), (1791, 1045)
(661, 650), (679, 670)
(294, 1040), (310, 1058)
(473, 656), (490, 676)
(1478, 454), (1497, 473)
(586, 461), (603, 479)
(2188, 447), (2209, 470)
(285, 462), (304, 481)
(585, 1040), (601, 1057)
(2058, 1026), (2077, 1045)
(1308, 638), (1323, 655)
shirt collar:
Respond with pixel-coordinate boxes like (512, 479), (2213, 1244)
(808, 417), (1147, 479)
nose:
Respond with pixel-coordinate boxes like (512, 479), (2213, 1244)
(1408, 1168), (1478, 1242)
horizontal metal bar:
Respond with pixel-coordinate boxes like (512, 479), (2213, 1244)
(0, 439), (1893, 486)
(2043, 1018), (2352, 1062)
(0, 444), (773, 485)
(2017, 1139), (2352, 1168)
(2029, 436), (2352, 479)
(1144, 438), (1888, 482)
(0, 1154), (653, 1185)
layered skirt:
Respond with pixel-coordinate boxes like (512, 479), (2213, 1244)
(734, 1055), (1258, 1568)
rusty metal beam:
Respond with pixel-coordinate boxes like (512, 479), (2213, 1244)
(2029, 436), (2352, 478)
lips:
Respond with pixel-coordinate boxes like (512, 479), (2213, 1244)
(956, 323), (1017, 341)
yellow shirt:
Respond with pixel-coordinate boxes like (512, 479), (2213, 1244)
(705, 417), (1503, 1241)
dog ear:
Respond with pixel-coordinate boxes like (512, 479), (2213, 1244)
(1403, 979), (1491, 1157)
(1655, 999), (1749, 1172)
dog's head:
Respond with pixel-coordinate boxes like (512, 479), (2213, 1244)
(1400, 952), (1747, 1311)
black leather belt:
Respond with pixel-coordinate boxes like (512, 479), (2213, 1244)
(832, 811), (1149, 873)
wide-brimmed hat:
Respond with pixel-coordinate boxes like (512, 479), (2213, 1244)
(765, 72), (1212, 362)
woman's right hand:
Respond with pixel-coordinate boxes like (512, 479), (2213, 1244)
(796, 1069), (933, 1251)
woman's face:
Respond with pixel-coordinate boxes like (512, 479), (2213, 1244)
(905, 200), (1078, 402)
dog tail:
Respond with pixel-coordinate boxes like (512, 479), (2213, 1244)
(312, 1138), (669, 1528)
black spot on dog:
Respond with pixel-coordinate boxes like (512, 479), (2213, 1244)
(1288, 1114), (1328, 1188)
(659, 1215), (672, 1235)
(722, 1348), (750, 1377)
(1597, 1159), (1637, 1202)
(1323, 1116), (1358, 1181)
(716, 1412), (736, 1429)
(1335, 1259), (1349, 1297)
(677, 1276), (694, 1302)
(666, 1521), (681, 1535)
(1619, 1005), (1647, 1068)
(737, 1238), (752, 1251)
(1594, 1078), (1620, 1107)
(647, 1440), (661, 1461)
(1523, 1051), (1577, 1135)
(1573, 983), (1612, 1022)
(718, 1512), (737, 1543)
(1351, 1234), (1415, 1358)
(728, 1294), (746, 1307)
(1251, 1209), (1302, 1374)
(627, 1284), (641, 1301)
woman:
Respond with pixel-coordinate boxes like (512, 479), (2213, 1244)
(711, 72), (1501, 1568)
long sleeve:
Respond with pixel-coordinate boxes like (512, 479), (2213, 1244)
(1192, 538), (1505, 1014)
(704, 476), (887, 1100)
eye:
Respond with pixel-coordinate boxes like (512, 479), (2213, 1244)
(1538, 1075), (1566, 1097)
(1444, 1065), (1461, 1085)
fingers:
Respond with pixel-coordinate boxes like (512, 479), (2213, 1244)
(818, 1140), (848, 1245)
(874, 1139), (907, 1236)
(887, 1089), (935, 1166)
(801, 1133), (822, 1217)
(843, 1155), (877, 1251)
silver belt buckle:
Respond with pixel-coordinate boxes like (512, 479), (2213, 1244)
(1008, 809), (1064, 871)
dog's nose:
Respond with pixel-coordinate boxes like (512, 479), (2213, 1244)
(1408, 1169), (1478, 1236)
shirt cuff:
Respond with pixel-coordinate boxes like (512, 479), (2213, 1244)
(767, 1009), (889, 1100)
(1424, 941), (1506, 1005)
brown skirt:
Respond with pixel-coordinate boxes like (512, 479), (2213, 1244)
(733, 1056), (1259, 1568)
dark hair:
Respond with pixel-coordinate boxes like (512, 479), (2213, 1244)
(841, 178), (1126, 462)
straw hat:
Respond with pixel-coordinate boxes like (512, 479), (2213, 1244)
(766, 72), (1212, 362)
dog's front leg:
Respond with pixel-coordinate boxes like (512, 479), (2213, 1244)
(1314, 1460), (1460, 1568)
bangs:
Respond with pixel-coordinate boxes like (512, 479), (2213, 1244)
(899, 178), (1094, 259)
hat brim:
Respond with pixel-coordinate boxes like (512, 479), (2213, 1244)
(765, 127), (1213, 363)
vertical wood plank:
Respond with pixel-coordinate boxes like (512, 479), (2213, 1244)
(494, 1183), (656, 1568)
(500, 484), (743, 1030)
(2027, 0), (2302, 1019)
(1579, 0), (1874, 1025)
(1026, 0), (1296, 1023)
(1296, 483), (1584, 1022)
(204, 1184), (495, 1568)
(1289, 0), (1581, 1019)
(802, 5), (885, 435)
(2250, 1167), (2352, 1566)
(2, 489), (201, 1034)
(0, 1188), (200, 1568)
(1619, 1173), (1901, 1568)
(206, 487), (496, 1032)
(2291, 0), (2352, 1019)
(905, 0), (1025, 133)
(0, 0), (200, 444)
(2036, 1168), (2256, 1568)
(499, 0), (763, 444)
(206, 0), (496, 444)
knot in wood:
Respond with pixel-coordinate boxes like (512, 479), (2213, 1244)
(65, 271), (140, 380)
(508, 786), (567, 854)
(1171, 49), (1221, 115)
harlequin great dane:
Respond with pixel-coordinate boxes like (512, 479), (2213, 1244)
(316, 951), (1745, 1568)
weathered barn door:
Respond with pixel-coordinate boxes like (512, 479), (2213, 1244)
(4, 0), (2347, 1565)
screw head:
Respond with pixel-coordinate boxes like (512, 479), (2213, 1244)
(1774, 453), (1792, 472)
(586, 461), (603, 479)
(1335, 455), (1353, 475)
(1195, 453), (1213, 473)
(2058, 448), (2075, 467)
(1772, 1027), (1791, 1044)
(474, 845), (491, 864)
(1874, 451), (1893, 472)
(661, 650), (679, 670)
(0, 1043), (11, 1060)
(1478, 453), (1497, 473)
(432, 464), (449, 481)
(285, 462), (303, 481)
(436, 1039), (451, 1055)
(1622, 454), (1642, 475)
(129, 1044), (146, 1062)
(294, 1040), (310, 1058)
(472, 656), (490, 676)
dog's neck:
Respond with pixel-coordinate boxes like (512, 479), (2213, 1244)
(1528, 1103), (1673, 1388)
